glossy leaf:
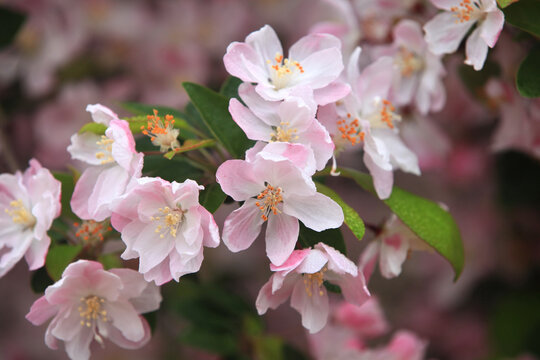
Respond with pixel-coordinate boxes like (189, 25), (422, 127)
(315, 182), (365, 242)
(503, 0), (540, 36)
(220, 76), (243, 100)
(143, 155), (204, 183)
(52, 172), (77, 219)
(497, 0), (520, 8)
(45, 244), (83, 281)
(163, 139), (215, 159)
(98, 253), (122, 270)
(199, 183), (227, 213)
(298, 223), (347, 255)
(78, 122), (107, 135)
(183, 82), (254, 158)
(516, 47), (540, 98)
(339, 168), (465, 280)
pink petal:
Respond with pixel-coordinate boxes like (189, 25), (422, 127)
(296, 120), (334, 171)
(424, 12), (472, 55)
(67, 133), (104, 166)
(294, 248), (328, 274)
(245, 25), (283, 69)
(297, 47), (344, 90)
(107, 301), (146, 342)
(223, 42), (268, 83)
(222, 199), (264, 252)
(335, 298), (389, 338)
(198, 206), (220, 248)
(316, 243), (357, 276)
(255, 273), (298, 314)
(357, 57), (394, 112)
(64, 327), (93, 360)
(429, 0), (459, 11)
(270, 249), (311, 272)
(216, 160), (263, 201)
(24, 233), (51, 270)
(283, 192), (343, 232)
(26, 296), (58, 325)
(313, 81), (351, 106)
(394, 20), (425, 54)
(359, 241), (380, 283)
(238, 83), (281, 125)
(334, 273), (370, 307)
(142, 257), (173, 285)
(364, 148), (394, 200)
(265, 213), (299, 266)
(229, 98), (272, 141)
(289, 33), (342, 62)
(464, 26), (489, 71)
(290, 279), (329, 333)
(131, 224), (175, 273)
(106, 316), (151, 349)
(480, 10), (504, 48)
(86, 104), (118, 125)
(379, 234), (409, 279)
(386, 330), (427, 360)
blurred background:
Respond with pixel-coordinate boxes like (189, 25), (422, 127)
(0, 0), (539, 359)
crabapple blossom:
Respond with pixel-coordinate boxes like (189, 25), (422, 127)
(245, 141), (318, 176)
(68, 105), (143, 221)
(224, 24), (349, 105)
(26, 260), (162, 360)
(319, 47), (420, 198)
(230, 83), (334, 170)
(334, 297), (389, 338)
(255, 243), (370, 333)
(424, 0), (504, 70)
(216, 147), (343, 265)
(0, 159), (61, 277)
(110, 177), (220, 285)
(360, 214), (433, 280)
(373, 19), (446, 115)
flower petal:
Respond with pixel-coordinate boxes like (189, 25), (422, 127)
(283, 193), (344, 232)
(464, 26), (489, 71)
(265, 213), (299, 266)
(290, 279), (329, 333)
(424, 12), (472, 55)
(222, 199), (264, 252)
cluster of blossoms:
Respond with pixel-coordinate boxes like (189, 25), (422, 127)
(0, 0), (514, 358)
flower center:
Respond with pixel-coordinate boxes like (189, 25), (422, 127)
(267, 53), (304, 90)
(141, 109), (180, 152)
(78, 295), (108, 327)
(74, 220), (112, 244)
(395, 47), (424, 77)
(367, 99), (401, 129)
(451, 0), (481, 23)
(4, 199), (35, 228)
(303, 267), (327, 297)
(337, 113), (365, 146)
(95, 135), (114, 164)
(151, 206), (185, 238)
(255, 184), (283, 221)
(270, 121), (299, 142)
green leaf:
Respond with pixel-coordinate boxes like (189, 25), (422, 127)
(199, 183), (227, 213)
(180, 327), (239, 355)
(183, 82), (254, 158)
(98, 253), (122, 270)
(52, 172), (77, 219)
(253, 336), (284, 360)
(78, 122), (107, 135)
(143, 155), (204, 183)
(516, 46), (540, 98)
(163, 139), (215, 159)
(315, 182), (365, 242)
(503, 0), (540, 36)
(45, 244), (83, 281)
(498, 0), (519, 8)
(0, 6), (25, 49)
(298, 223), (347, 255)
(30, 267), (54, 293)
(220, 76), (243, 100)
(339, 168), (465, 280)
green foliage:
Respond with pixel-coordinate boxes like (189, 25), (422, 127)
(298, 223), (347, 255)
(45, 244), (83, 281)
(97, 253), (122, 270)
(498, 0), (520, 7)
(52, 172), (77, 219)
(220, 76), (243, 100)
(516, 46), (540, 98)
(199, 183), (227, 213)
(143, 155), (204, 183)
(339, 168), (465, 280)
(183, 82), (254, 158)
(78, 122), (107, 135)
(30, 267), (54, 293)
(315, 182), (365, 242)
(0, 6), (25, 49)
(503, 0), (540, 36)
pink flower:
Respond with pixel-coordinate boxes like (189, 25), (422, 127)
(379, 330), (428, 360)
(224, 24), (348, 105)
(216, 148), (343, 265)
(0, 159), (61, 277)
(373, 20), (446, 115)
(230, 83), (334, 170)
(26, 260), (161, 360)
(68, 106), (143, 221)
(360, 214), (432, 280)
(256, 243), (370, 333)
(424, 0), (504, 71)
(334, 297), (389, 338)
(111, 177), (220, 285)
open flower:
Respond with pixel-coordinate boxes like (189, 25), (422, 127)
(224, 24), (348, 105)
(26, 260), (162, 360)
(110, 177), (220, 285)
(424, 0), (504, 70)
(216, 147), (343, 265)
(0, 159), (61, 277)
(256, 243), (370, 333)
(230, 83), (334, 170)
(68, 105), (143, 221)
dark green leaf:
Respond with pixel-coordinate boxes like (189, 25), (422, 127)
(30, 267), (54, 293)
(498, 0), (520, 8)
(163, 139), (215, 159)
(97, 253), (122, 270)
(220, 76), (243, 100)
(180, 327), (239, 355)
(45, 244), (83, 281)
(315, 182), (365, 242)
(184, 102), (212, 138)
(52, 172), (77, 219)
(298, 223), (347, 255)
(503, 0), (540, 36)
(517, 46), (540, 98)
(199, 183), (227, 213)
(78, 122), (107, 135)
(339, 168), (465, 280)
(324, 281), (342, 294)
(183, 82), (254, 158)
(0, 6), (25, 49)
(143, 155), (204, 183)
(283, 344), (309, 360)
(143, 310), (158, 334)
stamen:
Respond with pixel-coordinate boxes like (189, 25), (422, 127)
(337, 114), (365, 146)
(78, 295), (107, 327)
(303, 266), (327, 297)
(95, 135), (114, 164)
(74, 220), (111, 244)
(395, 47), (423, 77)
(255, 184), (283, 221)
(450, 0), (480, 23)
(4, 199), (35, 228)
(366, 99), (401, 129)
(150, 205), (185, 238)
(267, 52), (305, 89)
(141, 109), (180, 152)
(269, 121), (299, 142)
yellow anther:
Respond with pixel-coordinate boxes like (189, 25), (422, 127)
(95, 135), (114, 164)
(5, 199), (35, 227)
(269, 121), (299, 142)
(151, 206), (185, 238)
(303, 267), (328, 297)
(255, 184), (283, 221)
(395, 47), (424, 77)
(78, 296), (107, 327)
(267, 52), (305, 89)
(143, 109), (180, 152)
